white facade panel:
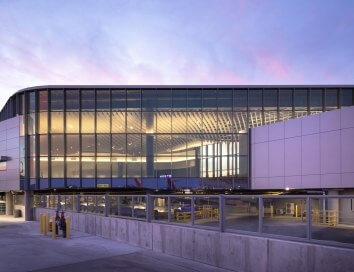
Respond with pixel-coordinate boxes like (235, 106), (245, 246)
(251, 106), (354, 189)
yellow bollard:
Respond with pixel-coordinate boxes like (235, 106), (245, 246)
(66, 216), (70, 240)
(52, 216), (56, 239)
(40, 213), (43, 234)
(43, 214), (47, 236)
(270, 205), (274, 217)
(295, 205), (299, 218)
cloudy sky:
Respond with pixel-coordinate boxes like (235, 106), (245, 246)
(0, 0), (353, 108)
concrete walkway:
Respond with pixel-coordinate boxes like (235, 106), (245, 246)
(0, 216), (228, 272)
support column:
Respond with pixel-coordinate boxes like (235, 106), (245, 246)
(5, 192), (13, 216)
(24, 190), (33, 221)
(327, 190), (339, 225)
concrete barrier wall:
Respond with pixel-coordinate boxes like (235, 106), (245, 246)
(34, 208), (354, 272)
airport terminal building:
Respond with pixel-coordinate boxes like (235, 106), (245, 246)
(0, 85), (354, 217)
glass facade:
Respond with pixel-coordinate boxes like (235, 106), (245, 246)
(1, 86), (353, 191)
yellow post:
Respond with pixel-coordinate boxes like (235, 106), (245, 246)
(43, 213), (47, 236)
(295, 205), (299, 218)
(39, 214), (43, 234)
(52, 216), (56, 239)
(66, 216), (70, 239)
(270, 205), (274, 217)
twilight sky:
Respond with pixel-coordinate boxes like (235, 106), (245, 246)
(0, 0), (354, 108)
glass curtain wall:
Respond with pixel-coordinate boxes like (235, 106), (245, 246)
(21, 87), (348, 190)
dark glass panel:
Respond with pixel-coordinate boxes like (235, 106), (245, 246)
(218, 89), (233, 110)
(310, 89), (323, 110)
(81, 134), (95, 156)
(157, 89), (172, 110)
(249, 89), (262, 110)
(51, 135), (64, 156)
(233, 89), (247, 110)
(112, 89), (126, 110)
(50, 90), (64, 111)
(97, 134), (111, 156)
(39, 91), (48, 111)
(187, 89), (202, 110)
(66, 134), (80, 156)
(27, 113), (36, 135)
(325, 89), (338, 109)
(81, 90), (95, 110)
(203, 89), (217, 110)
(172, 89), (187, 110)
(127, 89), (141, 110)
(142, 89), (157, 110)
(341, 88), (354, 107)
(66, 90), (79, 111)
(39, 135), (48, 156)
(294, 89), (308, 110)
(96, 89), (110, 110)
(279, 89), (293, 110)
(29, 92), (36, 113)
(263, 89), (278, 110)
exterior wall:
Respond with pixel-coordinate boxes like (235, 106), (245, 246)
(251, 106), (354, 189)
(0, 116), (20, 191)
(34, 207), (354, 272)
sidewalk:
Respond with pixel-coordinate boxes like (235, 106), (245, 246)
(0, 216), (229, 272)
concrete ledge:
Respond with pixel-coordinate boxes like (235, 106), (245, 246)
(34, 208), (354, 272)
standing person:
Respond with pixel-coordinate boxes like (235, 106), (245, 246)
(55, 211), (60, 235)
(60, 211), (66, 238)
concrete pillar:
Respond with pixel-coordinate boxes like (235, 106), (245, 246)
(24, 190), (33, 221)
(5, 192), (13, 216)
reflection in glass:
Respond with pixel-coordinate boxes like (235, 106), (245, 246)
(263, 89), (277, 110)
(294, 89), (307, 110)
(142, 89), (156, 110)
(310, 89), (323, 110)
(218, 89), (233, 110)
(112, 134), (126, 156)
(172, 89), (187, 110)
(29, 92), (36, 113)
(233, 89), (247, 110)
(203, 89), (217, 110)
(29, 135), (36, 156)
(127, 89), (140, 110)
(112, 157), (126, 178)
(325, 89), (338, 109)
(29, 157), (36, 178)
(187, 89), (202, 110)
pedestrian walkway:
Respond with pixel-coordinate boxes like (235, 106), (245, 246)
(0, 215), (228, 272)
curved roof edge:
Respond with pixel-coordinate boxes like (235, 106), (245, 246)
(14, 84), (354, 94)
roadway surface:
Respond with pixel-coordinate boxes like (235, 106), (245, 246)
(0, 216), (228, 272)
